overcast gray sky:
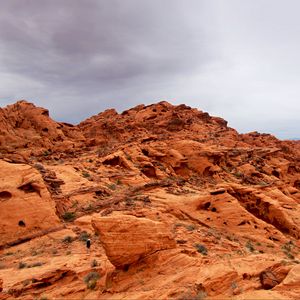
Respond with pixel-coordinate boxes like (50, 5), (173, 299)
(0, 0), (299, 139)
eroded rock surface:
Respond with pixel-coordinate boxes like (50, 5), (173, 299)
(92, 214), (176, 268)
(0, 100), (299, 300)
(0, 160), (60, 247)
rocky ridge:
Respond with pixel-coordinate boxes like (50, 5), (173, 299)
(0, 100), (299, 299)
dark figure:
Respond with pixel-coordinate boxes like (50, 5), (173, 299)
(86, 239), (91, 250)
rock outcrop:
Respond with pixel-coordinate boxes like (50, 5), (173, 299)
(0, 160), (60, 247)
(0, 100), (84, 160)
(0, 100), (299, 300)
(92, 214), (176, 268)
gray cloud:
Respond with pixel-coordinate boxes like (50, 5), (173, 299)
(0, 0), (299, 139)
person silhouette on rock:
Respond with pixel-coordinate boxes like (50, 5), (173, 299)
(86, 238), (91, 253)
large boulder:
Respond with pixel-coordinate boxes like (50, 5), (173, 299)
(0, 160), (61, 247)
(260, 271), (279, 290)
(92, 214), (176, 268)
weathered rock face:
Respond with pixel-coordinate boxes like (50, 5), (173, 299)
(0, 160), (60, 247)
(260, 271), (280, 289)
(0, 100), (84, 160)
(92, 214), (176, 268)
(78, 101), (237, 148)
(8, 268), (77, 298)
(0, 100), (299, 300)
(273, 264), (300, 298)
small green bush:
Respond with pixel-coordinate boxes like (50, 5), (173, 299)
(84, 272), (100, 290)
(43, 151), (49, 156)
(62, 211), (76, 222)
(84, 204), (94, 211)
(195, 244), (208, 256)
(186, 224), (196, 231)
(91, 259), (98, 268)
(246, 240), (255, 252)
(177, 290), (207, 300)
(18, 262), (27, 269)
(28, 262), (43, 268)
(79, 231), (90, 242)
(22, 279), (31, 286)
(62, 236), (74, 243)
(234, 171), (243, 179)
(125, 197), (134, 206)
(87, 279), (97, 290)
(108, 184), (116, 190)
(82, 172), (91, 178)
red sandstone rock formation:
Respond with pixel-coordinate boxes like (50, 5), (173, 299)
(0, 160), (61, 248)
(0, 100), (85, 161)
(92, 214), (176, 268)
(0, 100), (299, 300)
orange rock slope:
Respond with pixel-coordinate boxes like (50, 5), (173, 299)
(0, 100), (299, 300)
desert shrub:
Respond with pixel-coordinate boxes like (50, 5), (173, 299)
(28, 262), (43, 268)
(62, 211), (76, 222)
(34, 163), (46, 172)
(91, 259), (98, 268)
(85, 204), (95, 211)
(71, 201), (78, 208)
(125, 154), (132, 161)
(62, 236), (74, 243)
(195, 244), (208, 256)
(246, 240), (255, 252)
(84, 272), (100, 290)
(18, 262), (27, 269)
(82, 172), (90, 178)
(79, 231), (90, 242)
(108, 184), (116, 190)
(177, 290), (207, 300)
(125, 197), (134, 206)
(234, 171), (243, 179)
(22, 279), (31, 286)
(31, 250), (38, 256)
(282, 241), (293, 252)
(43, 150), (50, 156)
(231, 281), (238, 290)
(84, 272), (100, 283)
(186, 224), (196, 231)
